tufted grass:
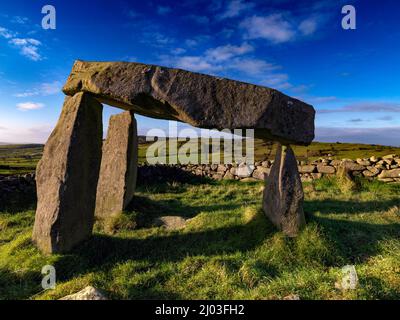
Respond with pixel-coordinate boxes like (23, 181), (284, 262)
(0, 177), (399, 300)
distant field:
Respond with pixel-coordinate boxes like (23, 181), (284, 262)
(0, 145), (42, 175)
(1, 140), (400, 175)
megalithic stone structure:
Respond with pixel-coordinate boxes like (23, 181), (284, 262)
(32, 60), (315, 254)
(263, 144), (306, 236)
(95, 111), (138, 219)
(32, 92), (103, 254)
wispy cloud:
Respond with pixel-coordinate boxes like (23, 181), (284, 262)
(17, 102), (45, 111)
(14, 81), (61, 98)
(205, 42), (253, 61)
(0, 26), (16, 39)
(11, 16), (29, 25)
(240, 14), (295, 43)
(160, 42), (277, 76)
(217, 0), (255, 20)
(240, 13), (321, 43)
(319, 102), (400, 113)
(316, 126), (400, 147)
(0, 25), (42, 61)
(299, 18), (318, 36)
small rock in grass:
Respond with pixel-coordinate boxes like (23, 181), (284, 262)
(59, 286), (108, 300)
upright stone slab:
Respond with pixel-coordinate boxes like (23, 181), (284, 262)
(263, 144), (305, 236)
(32, 92), (103, 254)
(95, 111), (138, 219)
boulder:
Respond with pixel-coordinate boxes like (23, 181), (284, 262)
(342, 161), (366, 171)
(316, 165), (335, 174)
(298, 165), (316, 173)
(154, 216), (187, 231)
(236, 164), (255, 177)
(356, 159), (371, 166)
(369, 156), (379, 163)
(223, 171), (235, 180)
(378, 169), (400, 179)
(60, 286), (108, 300)
(63, 60), (315, 145)
(32, 93), (103, 254)
(263, 144), (305, 237)
(95, 111), (138, 219)
(252, 167), (270, 180)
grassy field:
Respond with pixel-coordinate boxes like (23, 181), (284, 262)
(1, 141), (400, 175)
(0, 144), (42, 175)
(0, 177), (399, 300)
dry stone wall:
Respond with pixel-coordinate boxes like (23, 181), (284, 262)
(138, 154), (400, 183)
(0, 153), (398, 203)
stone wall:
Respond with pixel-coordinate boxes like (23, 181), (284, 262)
(0, 154), (399, 204)
(0, 174), (36, 209)
(138, 154), (400, 183)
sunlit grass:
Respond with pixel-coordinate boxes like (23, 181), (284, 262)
(0, 177), (399, 300)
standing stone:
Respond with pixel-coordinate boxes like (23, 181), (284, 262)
(263, 144), (305, 236)
(95, 111), (138, 219)
(32, 93), (103, 254)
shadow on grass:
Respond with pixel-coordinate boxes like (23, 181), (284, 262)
(305, 198), (400, 216)
(308, 213), (400, 264)
(0, 268), (42, 300)
(127, 193), (245, 223)
(0, 193), (36, 214)
(54, 212), (275, 283)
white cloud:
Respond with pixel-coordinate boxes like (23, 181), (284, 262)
(0, 26), (16, 39)
(171, 47), (187, 55)
(40, 81), (61, 95)
(231, 58), (278, 75)
(240, 14), (295, 43)
(218, 0), (255, 20)
(299, 18), (318, 36)
(17, 102), (45, 111)
(161, 42), (261, 74)
(240, 14), (319, 43)
(9, 38), (41, 46)
(172, 56), (218, 73)
(261, 73), (292, 89)
(205, 43), (253, 61)
(14, 81), (62, 97)
(11, 16), (29, 24)
(8, 37), (42, 61)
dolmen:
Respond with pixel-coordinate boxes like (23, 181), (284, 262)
(32, 60), (315, 254)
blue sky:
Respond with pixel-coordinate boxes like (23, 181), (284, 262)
(0, 0), (399, 145)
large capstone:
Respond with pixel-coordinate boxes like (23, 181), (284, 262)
(263, 144), (305, 236)
(32, 92), (103, 254)
(95, 111), (138, 219)
(63, 60), (315, 145)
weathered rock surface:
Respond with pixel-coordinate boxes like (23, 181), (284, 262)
(263, 145), (305, 236)
(63, 60), (315, 145)
(32, 93), (103, 254)
(378, 169), (400, 179)
(95, 111), (138, 219)
(60, 286), (108, 300)
(154, 216), (187, 231)
(252, 167), (270, 180)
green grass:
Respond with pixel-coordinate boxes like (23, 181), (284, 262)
(0, 144), (42, 175)
(1, 141), (400, 175)
(0, 177), (399, 300)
